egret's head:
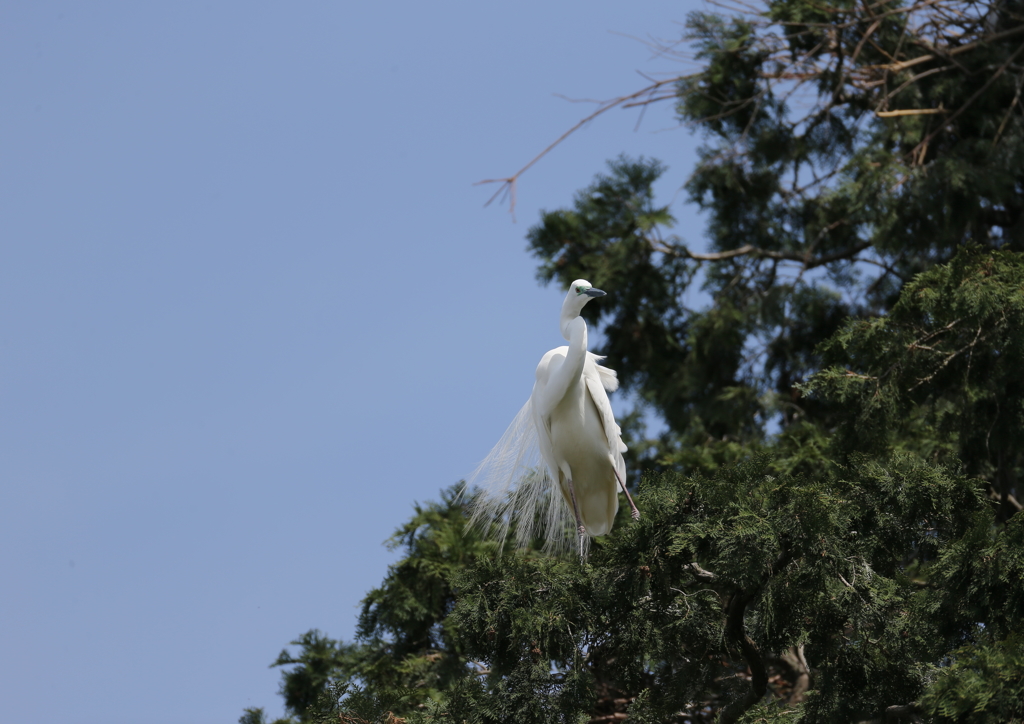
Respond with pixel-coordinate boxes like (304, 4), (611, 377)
(563, 279), (606, 315)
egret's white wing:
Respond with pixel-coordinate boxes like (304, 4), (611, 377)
(465, 396), (574, 553)
(531, 347), (589, 553)
(583, 357), (628, 484)
(587, 352), (619, 392)
(532, 346), (571, 478)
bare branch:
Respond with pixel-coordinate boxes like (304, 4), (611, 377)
(675, 244), (757, 261)
(875, 107), (946, 116)
(778, 644), (811, 704)
(661, 240), (873, 271)
(475, 78), (681, 216)
(909, 323), (986, 391)
(909, 42), (1024, 162)
(589, 714), (629, 723)
(885, 702), (923, 722)
(718, 589), (768, 724)
(877, 22), (1024, 73)
(878, 65), (952, 108)
(683, 562), (718, 582)
(993, 68), (1024, 147)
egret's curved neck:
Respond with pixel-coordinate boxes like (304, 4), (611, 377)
(560, 315), (588, 379)
(560, 304), (584, 341)
(534, 307), (590, 417)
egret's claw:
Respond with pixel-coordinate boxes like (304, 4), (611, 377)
(631, 509), (641, 521)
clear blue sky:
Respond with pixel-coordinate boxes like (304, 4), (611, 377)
(1, 2), (706, 721)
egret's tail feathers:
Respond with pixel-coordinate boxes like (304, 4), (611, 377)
(465, 399), (579, 556)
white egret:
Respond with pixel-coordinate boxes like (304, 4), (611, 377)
(468, 279), (640, 555)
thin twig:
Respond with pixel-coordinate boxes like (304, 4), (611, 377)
(879, 65), (952, 108)
(876, 21), (1024, 73)
(475, 78), (680, 215)
(992, 68), (1024, 147)
(908, 42), (1024, 162)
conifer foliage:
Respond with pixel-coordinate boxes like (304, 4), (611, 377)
(244, 0), (1024, 720)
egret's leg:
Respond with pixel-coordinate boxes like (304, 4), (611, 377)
(565, 477), (587, 547)
(614, 469), (641, 521)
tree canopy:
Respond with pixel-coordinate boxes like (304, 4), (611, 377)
(242, 0), (1024, 721)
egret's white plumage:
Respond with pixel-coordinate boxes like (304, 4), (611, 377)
(468, 280), (638, 555)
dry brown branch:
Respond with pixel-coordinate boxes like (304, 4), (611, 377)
(673, 244), (758, 261)
(844, 370), (876, 380)
(885, 702), (923, 722)
(875, 107), (946, 116)
(909, 41), (1024, 162)
(475, 77), (681, 217)
(588, 714), (629, 723)
(992, 68), (1024, 147)
(662, 240), (872, 270)
(778, 645), (811, 704)
(707, 0), (765, 15)
(552, 93), (610, 104)
(684, 562), (719, 582)
(770, 0), (941, 27)
(877, 21), (1024, 73)
(866, 34), (900, 63)
(906, 317), (962, 349)
(719, 547), (794, 724)
(909, 325), (987, 391)
(879, 65), (952, 106)
(719, 589), (769, 724)
(863, 255), (907, 295)
(850, 18), (884, 66)
(621, 92), (682, 109)
(481, 0), (1020, 225)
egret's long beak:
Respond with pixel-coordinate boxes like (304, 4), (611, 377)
(584, 288), (607, 298)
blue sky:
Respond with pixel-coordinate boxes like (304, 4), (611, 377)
(1, 2), (706, 721)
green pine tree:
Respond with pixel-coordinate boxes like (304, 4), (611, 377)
(249, 0), (1024, 720)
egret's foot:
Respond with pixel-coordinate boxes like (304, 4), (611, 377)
(576, 527), (587, 559)
(614, 469), (641, 522)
